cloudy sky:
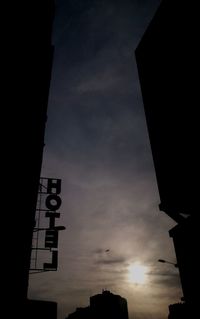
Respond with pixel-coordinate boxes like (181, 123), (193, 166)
(29, 1), (182, 318)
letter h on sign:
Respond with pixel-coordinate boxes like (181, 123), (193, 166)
(47, 178), (61, 195)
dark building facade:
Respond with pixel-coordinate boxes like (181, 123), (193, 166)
(168, 302), (190, 319)
(25, 299), (57, 319)
(4, 1), (55, 315)
(66, 290), (129, 319)
(135, 0), (199, 316)
(135, 0), (199, 220)
(169, 218), (197, 309)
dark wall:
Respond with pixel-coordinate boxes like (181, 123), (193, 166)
(169, 218), (198, 306)
(135, 0), (199, 220)
(4, 1), (55, 311)
(135, 0), (199, 312)
(26, 299), (57, 319)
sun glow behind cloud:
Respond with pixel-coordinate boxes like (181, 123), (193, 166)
(128, 262), (148, 284)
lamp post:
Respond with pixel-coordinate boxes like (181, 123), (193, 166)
(158, 259), (178, 268)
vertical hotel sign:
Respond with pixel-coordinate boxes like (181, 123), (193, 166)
(31, 178), (63, 272)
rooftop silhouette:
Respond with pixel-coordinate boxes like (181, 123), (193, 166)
(66, 290), (129, 319)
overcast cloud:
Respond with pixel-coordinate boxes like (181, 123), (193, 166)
(28, 1), (182, 319)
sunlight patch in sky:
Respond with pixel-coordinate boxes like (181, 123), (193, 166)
(128, 262), (148, 284)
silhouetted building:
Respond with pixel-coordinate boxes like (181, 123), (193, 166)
(168, 302), (189, 319)
(5, 1), (55, 315)
(135, 0), (199, 315)
(169, 218), (197, 308)
(135, 0), (199, 221)
(66, 290), (129, 319)
(90, 290), (129, 319)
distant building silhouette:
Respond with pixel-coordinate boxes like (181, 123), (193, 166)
(90, 290), (129, 319)
(135, 0), (198, 316)
(66, 290), (129, 319)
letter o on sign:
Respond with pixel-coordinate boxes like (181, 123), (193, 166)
(46, 194), (62, 211)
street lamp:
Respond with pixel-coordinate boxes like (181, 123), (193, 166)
(158, 259), (178, 268)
